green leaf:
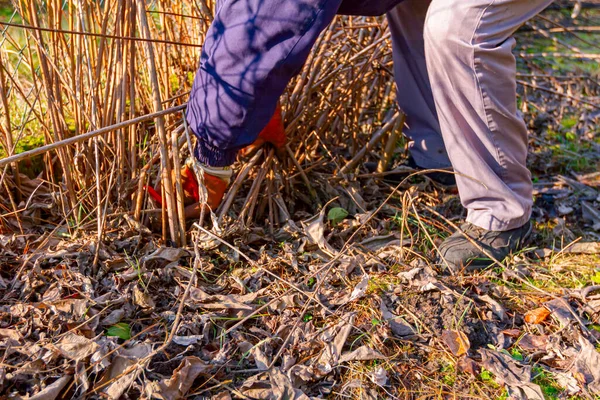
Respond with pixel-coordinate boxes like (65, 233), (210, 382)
(106, 323), (131, 340)
(511, 348), (524, 361)
(327, 207), (348, 225)
(480, 369), (494, 382)
(591, 272), (600, 284)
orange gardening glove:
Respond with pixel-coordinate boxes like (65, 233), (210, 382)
(201, 171), (228, 211)
(241, 102), (286, 156)
(144, 166), (228, 217)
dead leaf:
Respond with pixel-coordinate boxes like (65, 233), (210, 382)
(269, 368), (310, 400)
(359, 234), (402, 252)
(535, 242), (600, 258)
(457, 357), (479, 376)
(172, 335), (204, 346)
(250, 342), (271, 371)
(477, 295), (507, 321)
(133, 285), (156, 309)
(348, 274), (369, 302)
(370, 366), (388, 386)
(582, 202), (600, 231)
(240, 374), (272, 399)
(379, 301), (414, 338)
(17, 375), (72, 400)
(316, 313), (356, 375)
(502, 329), (522, 338)
(101, 309), (125, 326)
(566, 242), (600, 254)
(143, 247), (190, 263)
(339, 346), (385, 363)
(524, 307), (551, 324)
(544, 298), (576, 327)
(212, 393), (232, 400)
(479, 349), (545, 400)
(301, 209), (338, 257)
(518, 334), (549, 352)
(570, 336), (600, 393)
(52, 333), (99, 361)
(0, 328), (23, 341)
(147, 356), (210, 400)
(98, 343), (152, 399)
(50, 299), (89, 320)
(330, 275), (369, 305)
(441, 330), (470, 357)
(188, 286), (261, 312)
(553, 371), (580, 395)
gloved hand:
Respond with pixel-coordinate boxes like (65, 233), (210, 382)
(144, 165), (231, 219)
(241, 102), (286, 156)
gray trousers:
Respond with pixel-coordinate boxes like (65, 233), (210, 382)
(388, 0), (553, 231)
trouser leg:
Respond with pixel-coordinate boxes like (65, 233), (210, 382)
(386, 0), (451, 169)
(424, 0), (553, 231)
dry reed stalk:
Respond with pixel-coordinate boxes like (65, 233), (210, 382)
(25, 1), (79, 217)
(1, 2), (417, 236)
(241, 149), (274, 226)
(339, 112), (401, 175)
(171, 120), (187, 246)
(377, 111), (405, 173)
(0, 55), (21, 203)
(217, 149), (264, 225)
(285, 144), (320, 206)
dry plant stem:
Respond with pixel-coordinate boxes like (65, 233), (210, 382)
(0, 104), (186, 168)
(242, 151), (273, 225)
(217, 149), (264, 224)
(171, 120), (187, 246)
(267, 170), (274, 235)
(136, 1), (180, 245)
(516, 79), (600, 110)
(409, 200), (454, 275)
(535, 14), (600, 51)
(0, 177), (23, 235)
(518, 52), (600, 59)
(75, 0), (105, 271)
(285, 144), (321, 206)
(377, 111), (405, 173)
(0, 60), (21, 203)
(526, 22), (583, 54)
(339, 112), (401, 175)
(26, 1), (78, 217)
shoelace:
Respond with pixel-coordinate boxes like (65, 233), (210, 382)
(461, 223), (488, 239)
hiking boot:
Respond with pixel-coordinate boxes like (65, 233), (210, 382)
(365, 156), (456, 187)
(438, 220), (533, 271)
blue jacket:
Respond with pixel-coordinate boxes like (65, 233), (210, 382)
(186, 0), (403, 167)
